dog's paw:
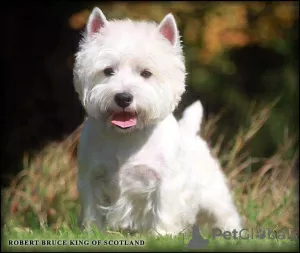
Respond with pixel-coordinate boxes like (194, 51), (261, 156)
(152, 227), (179, 238)
(213, 220), (242, 234)
(79, 218), (104, 234)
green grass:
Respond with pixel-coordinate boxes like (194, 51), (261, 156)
(2, 225), (298, 252)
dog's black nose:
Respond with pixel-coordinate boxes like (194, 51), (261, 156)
(114, 92), (133, 108)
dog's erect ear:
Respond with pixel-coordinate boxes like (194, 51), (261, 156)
(86, 7), (108, 38)
(158, 13), (179, 47)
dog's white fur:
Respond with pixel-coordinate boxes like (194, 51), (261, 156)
(73, 7), (242, 235)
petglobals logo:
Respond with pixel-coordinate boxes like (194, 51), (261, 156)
(212, 227), (299, 241)
(181, 225), (298, 250)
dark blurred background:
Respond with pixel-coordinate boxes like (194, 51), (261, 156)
(1, 2), (299, 187)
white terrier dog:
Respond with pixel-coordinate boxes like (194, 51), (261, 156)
(73, 7), (242, 235)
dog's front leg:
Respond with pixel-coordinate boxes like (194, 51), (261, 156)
(77, 174), (104, 232)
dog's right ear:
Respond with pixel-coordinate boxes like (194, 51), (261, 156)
(86, 7), (108, 38)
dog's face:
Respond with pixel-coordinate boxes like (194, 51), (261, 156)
(74, 8), (186, 133)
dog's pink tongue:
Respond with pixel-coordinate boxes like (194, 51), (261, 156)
(111, 112), (137, 128)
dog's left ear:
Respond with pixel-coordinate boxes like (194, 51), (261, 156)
(158, 13), (179, 47)
(86, 7), (108, 38)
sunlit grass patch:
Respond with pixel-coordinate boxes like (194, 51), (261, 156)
(2, 224), (298, 252)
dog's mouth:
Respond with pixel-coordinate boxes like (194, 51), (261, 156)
(111, 111), (137, 129)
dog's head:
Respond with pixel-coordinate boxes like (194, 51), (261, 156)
(74, 7), (186, 133)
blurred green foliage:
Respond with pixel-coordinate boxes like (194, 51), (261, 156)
(70, 2), (299, 160)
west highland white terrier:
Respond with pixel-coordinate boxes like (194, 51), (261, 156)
(73, 7), (242, 235)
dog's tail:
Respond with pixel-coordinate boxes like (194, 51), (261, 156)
(178, 100), (203, 135)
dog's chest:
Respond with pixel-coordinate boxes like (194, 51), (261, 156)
(115, 141), (166, 177)
(84, 133), (167, 180)
(79, 116), (179, 179)
(117, 144), (164, 167)
(88, 137), (165, 205)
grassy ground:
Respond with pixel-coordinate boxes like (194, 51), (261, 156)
(2, 101), (299, 252)
(2, 222), (299, 252)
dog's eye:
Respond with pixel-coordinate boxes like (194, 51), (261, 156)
(103, 67), (114, 76)
(140, 70), (152, 78)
